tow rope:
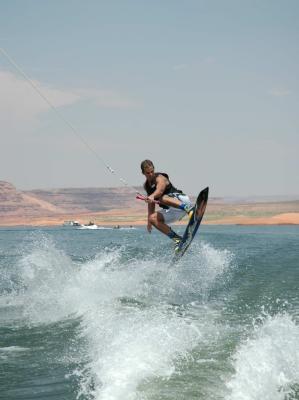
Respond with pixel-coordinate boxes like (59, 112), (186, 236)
(0, 47), (142, 197)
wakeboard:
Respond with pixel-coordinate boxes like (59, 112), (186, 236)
(173, 186), (209, 262)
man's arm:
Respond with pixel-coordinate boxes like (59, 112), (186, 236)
(148, 175), (168, 202)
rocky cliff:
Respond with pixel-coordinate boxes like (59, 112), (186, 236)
(0, 181), (144, 225)
(0, 181), (66, 218)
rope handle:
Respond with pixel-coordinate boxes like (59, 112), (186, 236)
(136, 194), (160, 204)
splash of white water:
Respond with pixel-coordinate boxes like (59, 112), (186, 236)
(226, 313), (299, 400)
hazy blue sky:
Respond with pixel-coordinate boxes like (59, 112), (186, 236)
(0, 0), (298, 196)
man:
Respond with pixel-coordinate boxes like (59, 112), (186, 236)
(141, 159), (193, 250)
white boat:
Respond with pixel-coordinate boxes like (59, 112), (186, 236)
(63, 220), (82, 227)
(80, 221), (98, 229)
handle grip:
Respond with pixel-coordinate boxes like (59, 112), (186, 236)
(136, 194), (160, 204)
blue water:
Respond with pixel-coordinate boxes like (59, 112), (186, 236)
(0, 225), (298, 400)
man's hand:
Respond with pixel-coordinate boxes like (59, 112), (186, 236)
(147, 220), (152, 233)
(145, 194), (156, 204)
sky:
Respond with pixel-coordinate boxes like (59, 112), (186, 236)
(0, 0), (298, 197)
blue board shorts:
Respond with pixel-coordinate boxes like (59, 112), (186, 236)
(158, 194), (192, 224)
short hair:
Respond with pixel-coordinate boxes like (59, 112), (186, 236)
(140, 159), (154, 173)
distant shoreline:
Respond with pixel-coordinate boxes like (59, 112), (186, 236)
(1, 181), (299, 227)
(1, 212), (299, 227)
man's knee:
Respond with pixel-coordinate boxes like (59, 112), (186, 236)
(149, 212), (163, 225)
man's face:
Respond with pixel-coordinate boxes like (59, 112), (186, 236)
(143, 166), (155, 182)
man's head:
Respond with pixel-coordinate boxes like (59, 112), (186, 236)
(141, 159), (155, 181)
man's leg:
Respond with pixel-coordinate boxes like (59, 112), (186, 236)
(149, 212), (182, 241)
(160, 195), (193, 217)
(149, 211), (171, 235)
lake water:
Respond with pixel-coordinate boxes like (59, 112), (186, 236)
(1, 225), (299, 400)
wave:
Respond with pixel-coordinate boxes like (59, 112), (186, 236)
(1, 233), (234, 400)
(226, 313), (299, 400)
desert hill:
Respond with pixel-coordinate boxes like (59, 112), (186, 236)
(0, 181), (144, 226)
(26, 186), (142, 212)
(0, 181), (65, 217)
(1, 181), (299, 226)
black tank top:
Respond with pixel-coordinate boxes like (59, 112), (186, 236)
(144, 172), (183, 209)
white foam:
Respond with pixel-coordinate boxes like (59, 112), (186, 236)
(226, 313), (299, 400)
(0, 346), (29, 360)
(0, 346), (29, 352)
(8, 234), (233, 399)
(17, 236), (77, 323)
(77, 305), (202, 400)
(165, 242), (234, 303)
